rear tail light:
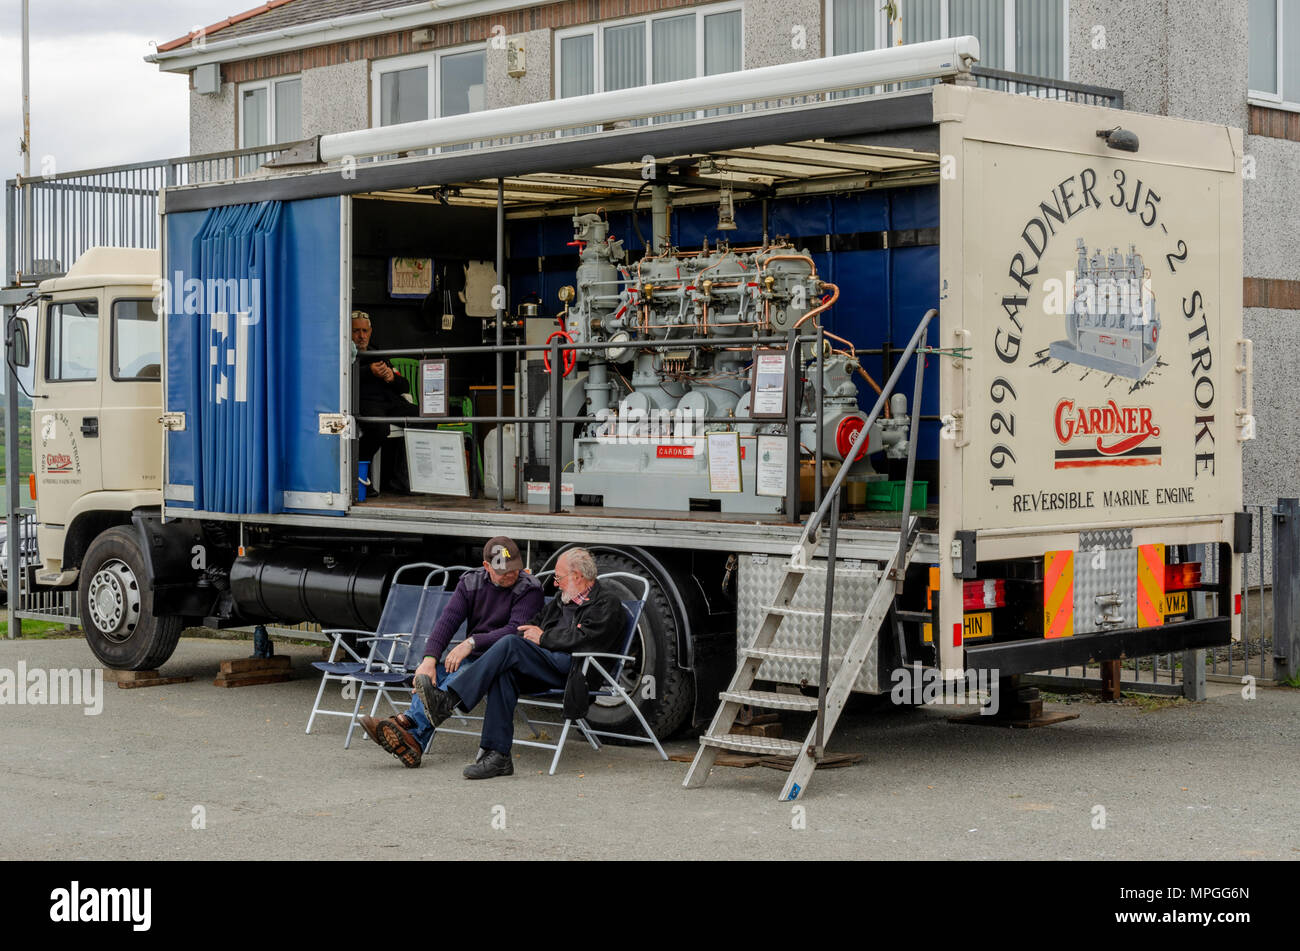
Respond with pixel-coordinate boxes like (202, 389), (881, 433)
(962, 579), (1006, 610)
(28, 473), (35, 500)
(1234, 593), (1242, 616)
(1165, 562), (1202, 590)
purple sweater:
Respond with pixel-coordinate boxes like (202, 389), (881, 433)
(422, 568), (544, 660)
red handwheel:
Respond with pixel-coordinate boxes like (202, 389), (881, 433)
(543, 330), (577, 377)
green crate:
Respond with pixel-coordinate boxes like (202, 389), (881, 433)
(864, 480), (928, 511)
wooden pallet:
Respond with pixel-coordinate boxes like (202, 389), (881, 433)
(213, 655), (292, 688)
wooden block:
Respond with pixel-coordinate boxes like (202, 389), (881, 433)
(103, 669), (162, 682)
(212, 672), (292, 688)
(218, 656), (292, 675)
(668, 751), (765, 768)
(947, 710), (1079, 729)
(759, 752), (863, 772)
(729, 721), (784, 739)
(117, 675), (194, 689)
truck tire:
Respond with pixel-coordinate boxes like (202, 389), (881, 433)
(583, 551), (694, 741)
(78, 527), (183, 670)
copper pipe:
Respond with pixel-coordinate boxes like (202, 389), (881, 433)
(760, 253), (818, 275)
(793, 281), (840, 328)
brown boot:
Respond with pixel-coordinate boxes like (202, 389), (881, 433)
(375, 717), (423, 768)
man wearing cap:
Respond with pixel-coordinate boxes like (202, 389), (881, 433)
(413, 546), (626, 780)
(359, 537), (542, 768)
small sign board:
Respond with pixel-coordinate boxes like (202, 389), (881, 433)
(707, 431), (743, 494)
(419, 359), (449, 418)
(405, 429), (469, 497)
(755, 434), (788, 497)
(749, 350), (788, 418)
(389, 257), (434, 299)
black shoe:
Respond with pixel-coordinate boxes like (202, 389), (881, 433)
(413, 674), (458, 727)
(463, 749), (513, 779)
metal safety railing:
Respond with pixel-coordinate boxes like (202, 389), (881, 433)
(6, 144), (289, 286)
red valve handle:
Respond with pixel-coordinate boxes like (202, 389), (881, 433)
(543, 330), (577, 377)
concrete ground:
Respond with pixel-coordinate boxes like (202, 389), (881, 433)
(1, 634), (1297, 861)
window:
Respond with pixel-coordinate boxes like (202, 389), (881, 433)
(556, 4), (744, 105)
(239, 76), (302, 148)
(372, 46), (487, 128)
(46, 300), (99, 383)
(112, 300), (162, 381)
(827, 0), (1066, 78)
(1250, 0), (1300, 108)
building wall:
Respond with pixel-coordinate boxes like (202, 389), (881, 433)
(486, 28), (552, 110)
(302, 60), (370, 137)
(189, 83), (235, 155)
(743, 0), (821, 69)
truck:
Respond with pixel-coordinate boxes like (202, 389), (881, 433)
(8, 37), (1252, 776)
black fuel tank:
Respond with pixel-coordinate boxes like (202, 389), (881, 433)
(229, 548), (399, 630)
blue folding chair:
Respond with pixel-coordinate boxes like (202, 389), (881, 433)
(342, 566), (469, 748)
(305, 561), (443, 741)
(514, 571), (669, 775)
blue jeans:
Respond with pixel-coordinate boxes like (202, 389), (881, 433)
(405, 657), (475, 748)
(443, 636), (571, 755)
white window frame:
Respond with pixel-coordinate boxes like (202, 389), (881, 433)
(237, 74), (302, 148)
(824, 0), (1070, 80)
(369, 42), (489, 128)
(1249, 0), (1300, 112)
(554, 2), (745, 102)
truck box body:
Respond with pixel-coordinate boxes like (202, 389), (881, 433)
(24, 62), (1246, 732)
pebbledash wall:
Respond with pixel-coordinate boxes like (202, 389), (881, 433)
(178, 0), (1300, 554)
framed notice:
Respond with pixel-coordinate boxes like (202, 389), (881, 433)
(755, 434), (788, 498)
(389, 257), (434, 299)
(707, 431), (743, 494)
(419, 359), (449, 418)
(749, 350), (788, 418)
(405, 429), (469, 497)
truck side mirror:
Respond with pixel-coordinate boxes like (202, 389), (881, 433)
(8, 317), (30, 368)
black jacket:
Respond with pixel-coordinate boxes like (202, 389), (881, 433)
(534, 579), (627, 718)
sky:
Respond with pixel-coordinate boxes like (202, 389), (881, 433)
(0, 1), (240, 396)
(0, 0), (239, 174)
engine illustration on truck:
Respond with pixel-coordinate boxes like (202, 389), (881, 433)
(1048, 239), (1161, 381)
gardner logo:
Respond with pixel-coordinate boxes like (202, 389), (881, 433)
(1053, 398), (1161, 469)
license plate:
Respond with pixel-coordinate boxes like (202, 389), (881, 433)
(924, 612), (993, 643)
(1161, 591), (1189, 616)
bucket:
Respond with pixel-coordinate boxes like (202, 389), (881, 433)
(357, 461), (370, 501)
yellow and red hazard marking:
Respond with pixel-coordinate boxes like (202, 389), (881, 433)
(1043, 550), (1074, 639)
(1137, 543), (1165, 628)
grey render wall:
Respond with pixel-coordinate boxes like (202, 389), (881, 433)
(486, 28), (552, 109)
(1072, 0), (1300, 554)
(743, 0), (821, 68)
(189, 85), (235, 155)
(302, 60), (370, 137)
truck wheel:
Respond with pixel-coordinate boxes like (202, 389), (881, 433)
(583, 551), (694, 741)
(78, 527), (183, 670)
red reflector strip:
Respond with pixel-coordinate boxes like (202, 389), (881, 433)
(1235, 593), (1242, 616)
(962, 579), (1006, 610)
(953, 622), (963, 647)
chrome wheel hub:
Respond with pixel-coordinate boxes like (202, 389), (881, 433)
(87, 558), (140, 642)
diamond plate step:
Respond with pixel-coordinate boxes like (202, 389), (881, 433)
(770, 606), (859, 621)
(741, 646), (843, 663)
(720, 689), (820, 711)
(700, 734), (805, 756)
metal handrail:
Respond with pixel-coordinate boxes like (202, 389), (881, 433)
(808, 308), (934, 756)
(797, 309), (936, 554)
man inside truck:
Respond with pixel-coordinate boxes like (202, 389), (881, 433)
(413, 547), (625, 780)
(352, 310), (418, 495)
(359, 536), (543, 768)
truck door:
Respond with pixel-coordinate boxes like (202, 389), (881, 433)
(35, 294), (104, 523)
(100, 295), (164, 491)
(163, 197), (350, 516)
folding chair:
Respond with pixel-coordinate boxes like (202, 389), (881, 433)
(345, 565), (476, 749)
(305, 561), (443, 740)
(515, 571), (669, 775)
